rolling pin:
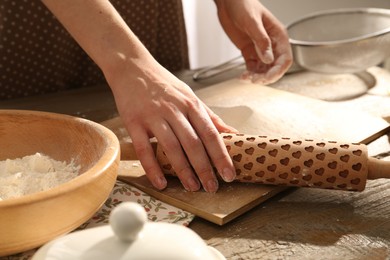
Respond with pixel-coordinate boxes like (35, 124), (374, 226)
(156, 133), (389, 191)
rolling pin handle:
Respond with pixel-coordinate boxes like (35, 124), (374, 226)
(368, 157), (390, 179)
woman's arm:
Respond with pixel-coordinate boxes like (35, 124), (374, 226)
(41, 0), (150, 76)
(42, 0), (237, 192)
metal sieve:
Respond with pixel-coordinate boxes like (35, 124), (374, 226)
(287, 7), (390, 74)
(193, 7), (390, 81)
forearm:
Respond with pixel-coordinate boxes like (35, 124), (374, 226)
(42, 0), (236, 193)
(41, 0), (153, 78)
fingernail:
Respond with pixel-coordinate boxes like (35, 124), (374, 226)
(255, 44), (274, 64)
(205, 179), (219, 193)
(154, 176), (167, 190)
(222, 168), (235, 182)
(263, 47), (274, 64)
(187, 176), (200, 191)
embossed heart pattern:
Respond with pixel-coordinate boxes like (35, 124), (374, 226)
(156, 133), (389, 192)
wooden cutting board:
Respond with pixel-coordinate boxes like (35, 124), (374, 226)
(102, 77), (389, 225)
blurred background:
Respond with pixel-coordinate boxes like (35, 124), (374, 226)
(182, 0), (390, 69)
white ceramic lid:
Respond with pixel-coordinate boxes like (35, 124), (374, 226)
(32, 202), (226, 260)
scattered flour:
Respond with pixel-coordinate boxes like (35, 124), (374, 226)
(0, 153), (80, 200)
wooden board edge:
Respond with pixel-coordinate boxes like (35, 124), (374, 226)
(219, 186), (289, 225)
(118, 176), (225, 225)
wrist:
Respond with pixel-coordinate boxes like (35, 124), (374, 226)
(98, 34), (153, 83)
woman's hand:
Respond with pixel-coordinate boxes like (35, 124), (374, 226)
(107, 57), (237, 193)
(215, 0), (293, 84)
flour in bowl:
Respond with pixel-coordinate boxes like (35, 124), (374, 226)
(0, 153), (80, 200)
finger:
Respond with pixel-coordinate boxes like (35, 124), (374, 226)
(165, 113), (219, 193)
(252, 53), (292, 84)
(240, 44), (264, 73)
(128, 124), (167, 190)
(263, 12), (293, 71)
(264, 58), (289, 83)
(187, 105), (236, 184)
(254, 40), (274, 65)
(251, 68), (280, 85)
(243, 17), (274, 64)
(245, 58), (258, 72)
(152, 120), (202, 192)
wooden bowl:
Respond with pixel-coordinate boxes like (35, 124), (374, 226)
(0, 110), (120, 256)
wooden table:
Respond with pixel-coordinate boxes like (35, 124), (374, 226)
(2, 69), (390, 259)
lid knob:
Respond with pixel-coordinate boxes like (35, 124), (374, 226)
(109, 202), (147, 242)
